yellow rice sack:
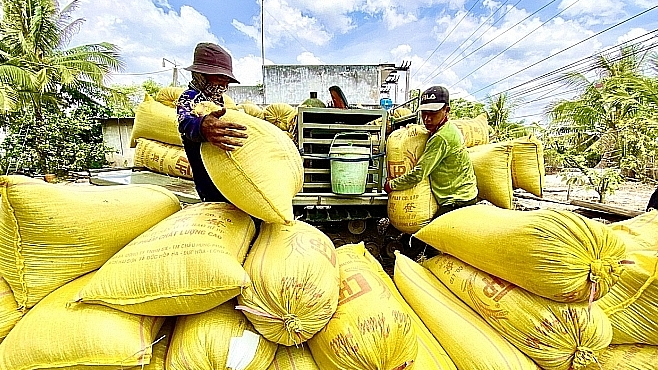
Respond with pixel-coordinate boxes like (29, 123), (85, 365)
(0, 272), (165, 370)
(238, 102), (265, 119)
(75, 202), (255, 316)
(414, 205), (626, 302)
(362, 244), (457, 370)
(146, 317), (176, 370)
(468, 142), (514, 209)
(509, 135), (545, 197)
(598, 251), (658, 345)
(166, 300), (278, 370)
(308, 243), (417, 370)
(0, 175), (181, 309)
(386, 124), (438, 233)
(608, 210), (658, 252)
(0, 277), (21, 342)
(393, 252), (539, 370)
(237, 221), (339, 346)
(222, 93), (239, 110)
(131, 94), (183, 147)
(134, 138), (193, 179)
(267, 346), (319, 370)
(263, 103), (297, 132)
(451, 114), (490, 147)
(200, 109), (303, 224)
(155, 86), (185, 108)
(597, 344), (658, 370)
(423, 253), (612, 370)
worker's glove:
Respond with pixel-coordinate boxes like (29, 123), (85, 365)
(384, 179), (393, 194)
(201, 108), (248, 151)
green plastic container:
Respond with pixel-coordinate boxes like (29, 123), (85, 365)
(329, 145), (371, 195)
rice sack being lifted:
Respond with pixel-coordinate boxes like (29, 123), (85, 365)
(308, 243), (417, 370)
(237, 221), (339, 346)
(451, 113), (490, 148)
(199, 106), (303, 224)
(166, 300), (278, 370)
(75, 202), (255, 316)
(386, 124), (438, 233)
(0, 272), (165, 370)
(393, 252), (539, 370)
(0, 175), (181, 309)
(414, 204), (626, 302)
(597, 251), (658, 345)
(423, 253), (613, 370)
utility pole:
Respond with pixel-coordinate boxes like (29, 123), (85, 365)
(261, 0), (266, 104)
(162, 58), (179, 87)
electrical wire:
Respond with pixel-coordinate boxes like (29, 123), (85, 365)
(421, 0), (559, 86)
(114, 68), (174, 76)
(471, 6), (658, 98)
(411, 0), (481, 79)
(448, 0), (583, 90)
(419, 0), (521, 86)
(503, 37), (658, 101)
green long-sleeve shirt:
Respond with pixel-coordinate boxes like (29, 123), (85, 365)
(389, 122), (478, 206)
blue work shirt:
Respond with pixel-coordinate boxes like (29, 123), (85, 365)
(176, 89), (227, 202)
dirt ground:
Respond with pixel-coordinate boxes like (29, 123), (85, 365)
(514, 174), (657, 215)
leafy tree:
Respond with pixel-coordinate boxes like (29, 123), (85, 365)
(0, 105), (114, 176)
(546, 45), (656, 171)
(486, 92), (531, 142)
(0, 0), (127, 116)
(450, 98), (485, 119)
(562, 155), (623, 203)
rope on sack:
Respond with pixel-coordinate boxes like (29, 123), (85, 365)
(603, 258), (658, 317)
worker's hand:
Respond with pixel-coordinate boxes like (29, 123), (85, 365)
(201, 108), (248, 151)
(384, 179), (393, 194)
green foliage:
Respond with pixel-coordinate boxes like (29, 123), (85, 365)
(546, 44), (658, 174)
(450, 98), (485, 119)
(0, 105), (113, 175)
(562, 156), (623, 203)
(0, 0), (125, 116)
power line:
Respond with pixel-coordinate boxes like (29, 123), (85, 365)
(419, 0), (521, 86)
(411, 0), (481, 79)
(472, 6), (658, 98)
(114, 68), (174, 76)
(421, 0), (521, 84)
(503, 36), (658, 102)
(449, 0), (582, 90)
(423, 0), (559, 86)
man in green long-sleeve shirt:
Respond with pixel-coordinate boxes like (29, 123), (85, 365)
(384, 85), (478, 217)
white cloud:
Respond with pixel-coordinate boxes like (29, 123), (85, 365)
(557, 0), (624, 24)
(233, 0), (333, 49)
(64, 0), (218, 86)
(297, 51), (324, 64)
(391, 44), (412, 59)
(382, 8), (418, 29)
(232, 55), (274, 85)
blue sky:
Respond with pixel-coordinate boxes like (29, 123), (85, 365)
(64, 0), (658, 122)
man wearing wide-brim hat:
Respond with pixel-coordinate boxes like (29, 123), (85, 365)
(384, 85), (478, 218)
(177, 42), (247, 202)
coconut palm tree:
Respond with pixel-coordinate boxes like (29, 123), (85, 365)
(0, 0), (124, 117)
(546, 44), (652, 169)
(486, 92), (529, 141)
